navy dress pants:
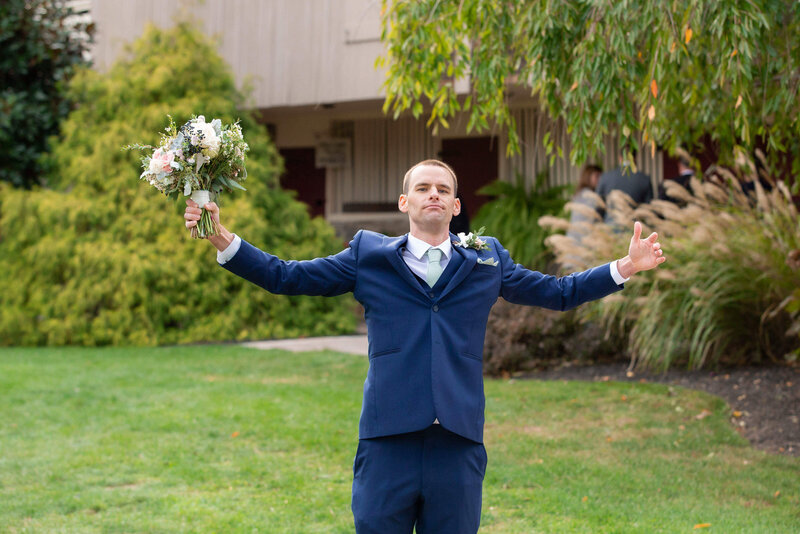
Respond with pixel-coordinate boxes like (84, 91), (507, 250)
(351, 424), (487, 534)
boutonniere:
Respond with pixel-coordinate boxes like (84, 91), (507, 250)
(453, 226), (490, 251)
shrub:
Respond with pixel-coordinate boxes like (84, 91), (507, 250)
(0, 23), (356, 346)
(0, 0), (93, 188)
(483, 299), (625, 377)
(542, 167), (800, 370)
(473, 171), (570, 270)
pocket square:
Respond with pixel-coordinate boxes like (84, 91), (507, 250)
(477, 257), (498, 266)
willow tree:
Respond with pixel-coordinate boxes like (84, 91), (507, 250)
(379, 1), (800, 175)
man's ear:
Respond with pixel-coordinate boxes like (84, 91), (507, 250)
(453, 197), (461, 216)
(398, 194), (408, 213)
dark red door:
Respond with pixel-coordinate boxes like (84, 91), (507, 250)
(279, 148), (326, 218)
(439, 137), (499, 232)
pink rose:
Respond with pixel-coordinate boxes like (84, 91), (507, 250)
(149, 148), (174, 174)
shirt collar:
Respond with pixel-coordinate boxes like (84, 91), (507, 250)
(406, 233), (452, 260)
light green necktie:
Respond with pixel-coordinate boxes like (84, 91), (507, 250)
(426, 247), (443, 287)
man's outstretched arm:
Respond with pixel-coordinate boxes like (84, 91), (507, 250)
(184, 199), (357, 297)
(498, 221), (666, 310)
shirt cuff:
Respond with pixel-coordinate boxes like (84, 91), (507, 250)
(609, 260), (630, 286)
(217, 234), (242, 265)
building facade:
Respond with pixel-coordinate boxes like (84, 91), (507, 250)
(90, 0), (666, 238)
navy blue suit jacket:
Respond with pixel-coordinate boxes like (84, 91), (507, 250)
(222, 230), (623, 443)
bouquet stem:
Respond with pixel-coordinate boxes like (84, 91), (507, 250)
(190, 189), (219, 239)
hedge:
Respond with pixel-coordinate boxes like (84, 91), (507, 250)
(0, 22), (356, 346)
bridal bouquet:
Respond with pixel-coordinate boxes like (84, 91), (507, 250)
(126, 115), (249, 238)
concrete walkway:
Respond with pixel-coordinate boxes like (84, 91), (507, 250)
(241, 334), (368, 355)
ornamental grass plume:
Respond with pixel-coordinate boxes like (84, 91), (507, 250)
(540, 161), (800, 370)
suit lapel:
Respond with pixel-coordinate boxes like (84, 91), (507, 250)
(384, 235), (430, 298)
(438, 233), (477, 300)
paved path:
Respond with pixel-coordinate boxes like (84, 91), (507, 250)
(241, 335), (368, 355)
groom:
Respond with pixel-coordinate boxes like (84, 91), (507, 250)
(184, 159), (665, 533)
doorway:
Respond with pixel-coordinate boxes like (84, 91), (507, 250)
(279, 147), (326, 218)
(439, 137), (499, 232)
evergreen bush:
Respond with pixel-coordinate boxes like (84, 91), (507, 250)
(0, 0), (93, 188)
(0, 23), (356, 346)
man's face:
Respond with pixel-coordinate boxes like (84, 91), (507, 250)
(398, 165), (461, 232)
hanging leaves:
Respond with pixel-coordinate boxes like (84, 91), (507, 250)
(379, 1), (800, 171)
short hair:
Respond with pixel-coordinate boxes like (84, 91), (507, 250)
(578, 164), (603, 191)
(402, 159), (458, 196)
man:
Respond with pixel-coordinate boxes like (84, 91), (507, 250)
(658, 155), (695, 205)
(184, 159), (665, 533)
(596, 153), (654, 224)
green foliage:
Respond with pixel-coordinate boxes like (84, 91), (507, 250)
(0, 0), (93, 188)
(545, 170), (800, 371)
(473, 172), (569, 270)
(379, 1), (800, 174)
(0, 23), (356, 346)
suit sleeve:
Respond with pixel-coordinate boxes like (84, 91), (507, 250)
(494, 238), (622, 311)
(220, 231), (360, 297)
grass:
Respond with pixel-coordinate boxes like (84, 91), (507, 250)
(1, 346), (798, 533)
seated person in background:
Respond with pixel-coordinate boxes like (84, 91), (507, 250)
(567, 164), (603, 242)
(659, 154), (695, 205)
(596, 151), (654, 225)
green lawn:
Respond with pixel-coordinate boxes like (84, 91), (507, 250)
(1, 346), (797, 533)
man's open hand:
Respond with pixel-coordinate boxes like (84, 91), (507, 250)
(617, 221), (666, 278)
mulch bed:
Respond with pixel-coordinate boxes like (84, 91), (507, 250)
(527, 363), (800, 457)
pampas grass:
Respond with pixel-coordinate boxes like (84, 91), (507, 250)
(540, 163), (800, 371)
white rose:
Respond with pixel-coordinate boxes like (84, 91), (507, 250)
(195, 119), (220, 158)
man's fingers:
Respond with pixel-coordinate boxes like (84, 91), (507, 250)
(186, 199), (198, 208)
(633, 221), (642, 241)
(185, 219), (197, 229)
(646, 231), (658, 243)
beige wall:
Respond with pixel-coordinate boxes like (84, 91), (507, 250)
(90, 0), (385, 108)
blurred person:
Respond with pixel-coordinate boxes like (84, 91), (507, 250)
(596, 151), (654, 225)
(659, 155), (695, 204)
(565, 164), (603, 268)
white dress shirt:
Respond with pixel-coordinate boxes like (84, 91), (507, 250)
(401, 233), (453, 282)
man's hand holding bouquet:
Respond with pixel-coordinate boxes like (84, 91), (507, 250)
(126, 115), (249, 238)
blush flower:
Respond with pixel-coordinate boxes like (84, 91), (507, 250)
(148, 148), (174, 174)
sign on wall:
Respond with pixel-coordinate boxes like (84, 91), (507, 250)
(315, 137), (351, 169)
